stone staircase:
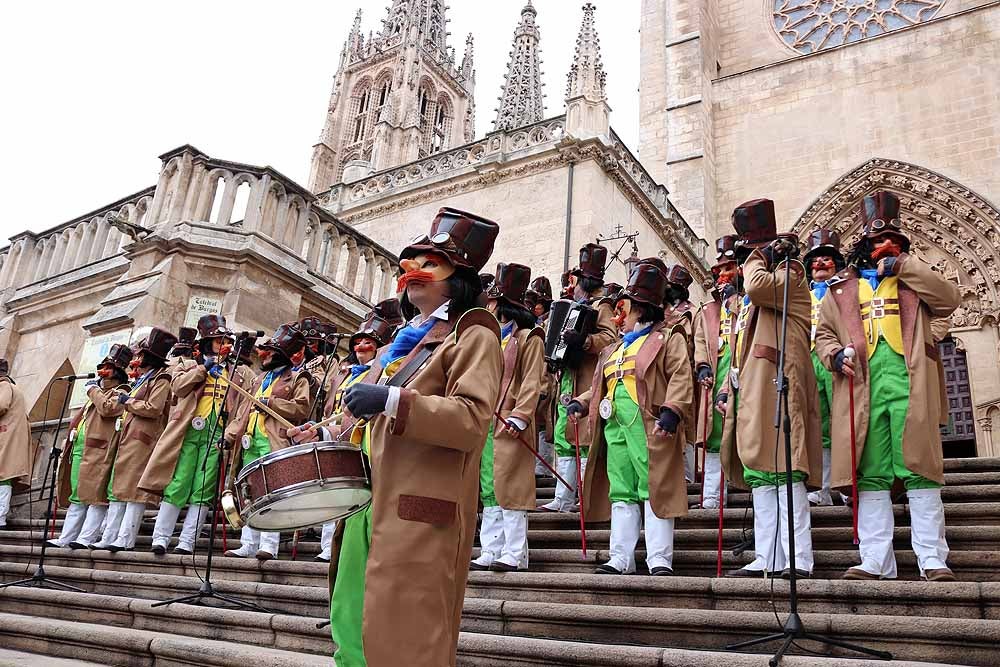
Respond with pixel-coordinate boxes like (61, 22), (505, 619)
(0, 457), (998, 666)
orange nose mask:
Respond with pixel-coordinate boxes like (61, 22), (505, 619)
(811, 256), (835, 272)
(354, 340), (375, 355)
(290, 348), (306, 366)
(871, 238), (903, 261)
(613, 299), (631, 330)
(98, 367), (113, 379)
(218, 343), (232, 358)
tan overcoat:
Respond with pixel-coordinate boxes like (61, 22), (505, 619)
(138, 359), (245, 495)
(719, 251), (823, 490)
(692, 295), (741, 443)
(578, 322), (694, 521)
(112, 368), (173, 504)
(57, 381), (128, 507)
(343, 308), (502, 667)
(667, 301), (698, 445)
(0, 377), (35, 492)
(814, 254), (961, 488)
(559, 299), (617, 448)
(492, 325), (545, 510)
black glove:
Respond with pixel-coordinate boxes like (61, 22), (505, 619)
(561, 329), (587, 349)
(117, 392), (130, 405)
(202, 356), (217, 370)
(833, 349), (850, 372)
(877, 256), (897, 278)
(696, 365), (713, 385)
(656, 407), (680, 434)
(720, 283), (737, 302)
(344, 383), (391, 419)
(216, 438), (233, 451)
(84, 379), (100, 388)
(715, 392), (728, 409)
(566, 400), (586, 418)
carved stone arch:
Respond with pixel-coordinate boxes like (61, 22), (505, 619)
(793, 158), (1000, 329)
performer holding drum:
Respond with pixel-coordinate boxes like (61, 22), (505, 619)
(141, 316), (236, 556)
(222, 324), (313, 560)
(471, 262), (545, 572)
(48, 345), (133, 548)
(567, 259), (692, 575)
(93, 328), (177, 552)
(538, 244), (618, 513)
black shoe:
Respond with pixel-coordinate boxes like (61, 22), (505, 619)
(172, 547), (192, 556)
(107, 545), (131, 553)
(469, 561), (491, 571)
(68, 542), (89, 550)
(151, 544), (166, 556)
(44, 540), (65, 549)
(725, 568), (763, 578)
(650, 566), (674, 576)
(489, 561), (519, 572)
(595, 564), (625, 575)
(780, 568), (810, 579)
(314, 555), (331, 563)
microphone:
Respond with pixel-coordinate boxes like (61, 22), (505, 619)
(236, 330), (265, 339)
(56, 373), (97, 381)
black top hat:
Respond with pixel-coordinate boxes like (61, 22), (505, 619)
(196, 315), (232, 339)
(732, 199), (777, 248)
(486, 262), (532, 309)
(100, 344), (135, 371)
(142, 327), (179, 361)
(623, 259), (669, 309)
(258, 324), (307, 360)
(298, 317), (339, 344)
(860, 191), (909, 249)
(527, 276), (553, 303)
(350, 298), (404, 349)
(401, 207), (500, 273)
(573, 243), (608, 282)
(802, 228), (844, 264)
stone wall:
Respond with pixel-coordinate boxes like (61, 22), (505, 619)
(710, 4), (1000, 240)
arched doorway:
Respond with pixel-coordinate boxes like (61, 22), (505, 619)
(792, 158), (1000, 457)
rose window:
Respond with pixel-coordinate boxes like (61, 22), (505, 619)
(773, 0), (945, 54)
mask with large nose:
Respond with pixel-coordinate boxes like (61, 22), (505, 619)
(397, 252), (456, 294)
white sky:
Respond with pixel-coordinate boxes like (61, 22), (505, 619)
(0, 0), (640, 242)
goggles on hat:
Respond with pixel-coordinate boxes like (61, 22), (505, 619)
(868, 218), (902, 232)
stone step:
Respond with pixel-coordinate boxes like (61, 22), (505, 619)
(461, 599), (1000, 666)
(0, 648), (104, 667)
(4, 560), (997, 622)
(0, 570), (983, 666)
(0, 611), (331, 667)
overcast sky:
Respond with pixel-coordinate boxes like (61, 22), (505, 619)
(0, 0), (640, 242)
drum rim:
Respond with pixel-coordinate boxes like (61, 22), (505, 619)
(235, 440), (366, 482)
(242, 479), (373, 531)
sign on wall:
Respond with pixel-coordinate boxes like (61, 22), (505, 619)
(70, 329), (133, 408)
(183, 295), (223, 328)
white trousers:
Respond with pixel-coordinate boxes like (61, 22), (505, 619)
(701, 452), (727, 509)
(96, 501), (127, 547)
(111, 501), (146, 549)
(0, 484), (11, 527)
(534, 433), (555, 477)
(643, 501), (675, 570)
(684, 444), (696, 483)
(234, 525), (280, 556)
(908, 488), (950, 575)
(604, 502), (641, 573)
(178, 505), (210, 552)
(807, 449), (834, 506)
(77, 504), (108, 545)
(778, 482), (814, 574)
(53, 502), (88, 546)
(151, 502), (182, 548)
(542, 457), (582, 512)
(854, 490), (897, 578)
(742, 486), (785, 574)
(318, 520), (337, 559)
(497, 509), (529, 569)
(473, 506), (504, 566)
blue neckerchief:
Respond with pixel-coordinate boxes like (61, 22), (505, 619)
(743, 294), (751, 307)
(500, 321), (515, 342)
(811, 280), (830, 301)
(380, 317), (436, 368)
(132, 369), (153, 392)
(349, 364), (370, 380)
(261, 367), (284, 392)
(622, 324), (653, 347)
(860, 269), (880, 291)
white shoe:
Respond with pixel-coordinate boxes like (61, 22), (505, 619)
(701, 452), (726, 509)
(778, 482), (814, 574)
(258, 531), (280, 558)
(497, 509), (529, 570)
(472, 506), (504, 568)
(111, 501), (146, 550)
(224, 544), (257, 558)
(224, 526), (259, 557)
(96, 501), (127, 547)
(75, 504), (108, 546)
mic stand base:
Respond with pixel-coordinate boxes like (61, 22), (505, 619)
(727, 612), (892, 666)
(150, 578), (271, 613)
(0, 564), (85, 593)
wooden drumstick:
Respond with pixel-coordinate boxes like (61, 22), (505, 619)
(213, 375), (295, 430)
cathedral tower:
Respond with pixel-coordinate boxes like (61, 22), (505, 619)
(493, 1), (545, 132)
(307, 1), (476, 193)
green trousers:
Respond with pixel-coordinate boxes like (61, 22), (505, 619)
(162, 411), (221, 507)
(605, 384), (650, 504)
(242, 427), (271, 467)
(705, 345), (732, 454)
(857, 341), (939, 492)
(68, 422), (87, 504)
(479, 422), (497, 507)
(555, 372), (589, 458)
(738, 383), (807, 488)
(812, 350), (833, 450)
(330, 504), (372, 666)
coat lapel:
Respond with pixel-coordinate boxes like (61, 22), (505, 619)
(497, 327), (520, 408)
(831, 277), (868, 368)
(898, 283), (919, 361)
(635, 322), (667, 413)
(703, 301), (721, 365)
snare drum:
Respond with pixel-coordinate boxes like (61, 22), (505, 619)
(232, 441), (372, 531)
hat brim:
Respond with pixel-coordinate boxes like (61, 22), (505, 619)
(803, 246), (844, 264)
(399, 242), (468, 269)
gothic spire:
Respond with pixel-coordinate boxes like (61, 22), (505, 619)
(347, 9), (364, 61)
(565, 2), (607, 103)
(379, 0), (449, 57)
(494, 1), (545, 132)
(460, 34), (475, 84)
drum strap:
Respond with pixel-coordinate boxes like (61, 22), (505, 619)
(383, 345), (437, 388)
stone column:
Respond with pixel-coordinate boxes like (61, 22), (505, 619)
(243, 174), (271, 232)
(75, 221), (98, 267)
(344, 238), (360, 292)
(305, 221), (321, 270)
(361, 247), (376, 301)
(214, 175), (238, 225)
(182, 162), (208, 220)
(194, 172), (220, 222)
(92, 218), (111, 261)
(324, 227), (342, 279)
(32, 237), (53, 283)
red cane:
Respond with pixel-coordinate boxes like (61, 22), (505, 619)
(572, 420), (588, 558)
(845, 347), (859, 545)
(716, 470), (725, 578)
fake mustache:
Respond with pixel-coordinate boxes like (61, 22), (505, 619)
(397, 270), (439, 293)
(871, 241), (901, 260)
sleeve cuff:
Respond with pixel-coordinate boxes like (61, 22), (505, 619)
(383, 387), (401, 419)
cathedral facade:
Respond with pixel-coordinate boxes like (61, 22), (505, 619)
(637, 0), (1000, 456)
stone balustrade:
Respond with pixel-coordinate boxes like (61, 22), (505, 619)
(0, 188), (153, 293)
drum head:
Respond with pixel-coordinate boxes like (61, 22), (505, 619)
(244, 484), (372, 531)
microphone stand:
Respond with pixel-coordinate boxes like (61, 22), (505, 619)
(151, 335), (271, 612)
(725, 250), (890, 665)
(1, 378), (84, 592)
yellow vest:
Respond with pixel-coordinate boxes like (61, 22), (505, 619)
(810, 291), (822, 349)
(734, 296), (752, 363)
(603, 334), (648, 405)
(195, 368), (227, 419)
(858, 276), (904, 358)
(718, 302), (734, 356)
(246, 373), (277, 438)
(333, 368), (369, 414)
